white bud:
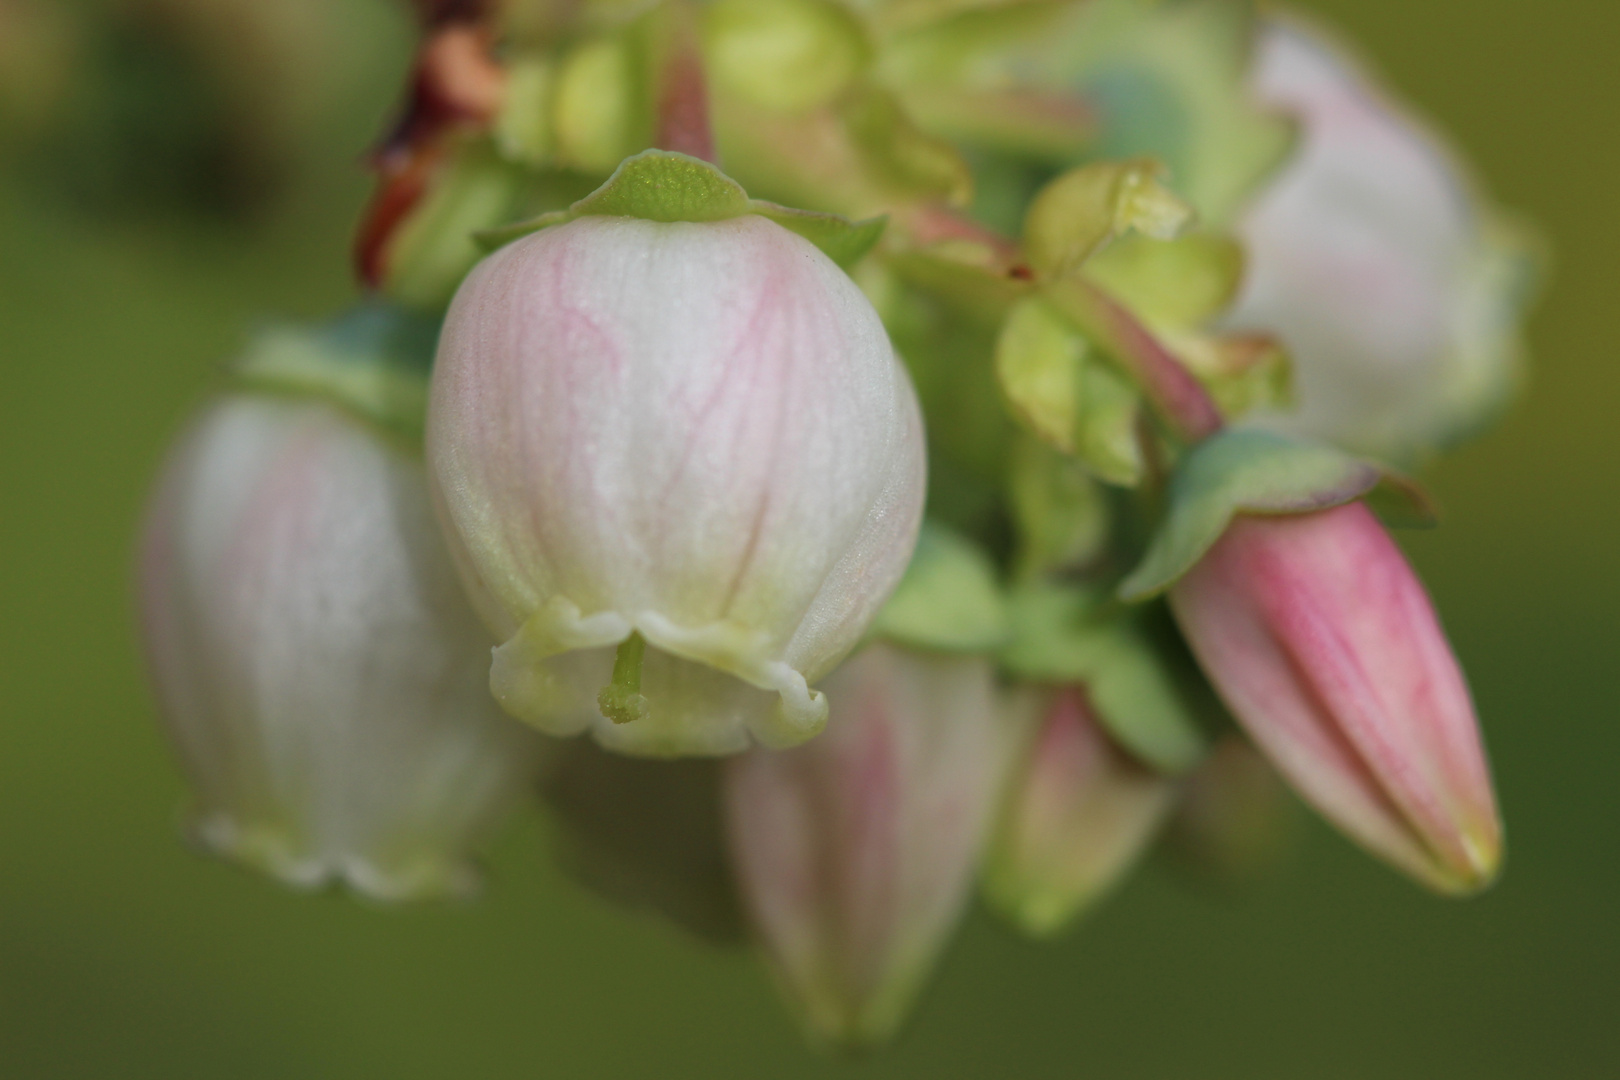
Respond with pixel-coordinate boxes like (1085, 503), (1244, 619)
(1229, 19), (1533, 462)
(139, 395), (545, 900)
(723, 644), (1002, 1047)
(429, 214), (927, 756)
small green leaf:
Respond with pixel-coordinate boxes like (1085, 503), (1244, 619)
(751, 202), (887, 268)
(873, 522), (1010, 653)
(1001, 583), (1206, 774)
(1022, 159), (1193, 280)
(1119, 430), (1387, 601)
(233, 303), (439, 449)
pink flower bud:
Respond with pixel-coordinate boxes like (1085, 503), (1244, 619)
(982, 686), (1174, 937)
(430, 213), (926, 756)
(139, 396), (546, 900)
(722, 644), (1000, 1047)
(1169, 502), (1502, 893)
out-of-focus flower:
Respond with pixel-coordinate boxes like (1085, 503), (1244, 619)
(430, 213), (926, 757)
(140, 395), (545, 900)
(1168, 501), (1501, 894)
(723, 643), (1001, 1048)
(1228, 18), (1536, 462)
(539, 738), (744, 944)
(982, 685), (1175, 937)
(1166, 734), (1300, 884)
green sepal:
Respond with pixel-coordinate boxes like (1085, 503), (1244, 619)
(480, 150), (750, 243)
(231, 303), (440, 449)
(1000, 583), (1206, 774)
(479, 150), (886, 268)
(1119, 429), (1436, 601)
(1022, 159), (1193, 280)
(1083, 232), (1245, 328)
(872, 521), (1011, 653)
(994, 296), (1145, 486)
(752, 202), (887, 268)
(996, 296), (1086, 454)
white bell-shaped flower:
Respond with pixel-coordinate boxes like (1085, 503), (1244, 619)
(429, 213), (927, 756)
(1229, 19), (1534, 461)
(139, 395), (545, 900)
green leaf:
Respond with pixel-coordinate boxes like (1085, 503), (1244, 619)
(1119, 429), (1387, 601)
(232, 303), (440, 449)
(1001, 583), (1206, 774)
(1022, 159), (1193, 280)
(751, 202), (887, 268)
(479, 150), (888, 268)
(873, 521), (1011, 653)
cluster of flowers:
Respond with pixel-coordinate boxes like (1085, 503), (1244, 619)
(139, 0), (1536, 1048)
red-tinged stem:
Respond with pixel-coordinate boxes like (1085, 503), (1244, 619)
(887, 204), (1224, 443)
(893, 203), (1024, 269)
(1047, 279), (1225, 444)
(653, 4), (717, 164)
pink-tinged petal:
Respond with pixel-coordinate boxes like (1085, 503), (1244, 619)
(983, 685), (1174, 937)
(139, 395), (546, 900)
(1170, 502), (1501, 893)
(723, 644), (1000, 1047)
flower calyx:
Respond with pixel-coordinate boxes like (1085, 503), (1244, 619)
(1119, 428), (1437, 601)
(477, 148), (887, 268)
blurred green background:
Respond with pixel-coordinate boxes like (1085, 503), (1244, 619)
(2, 0), (1616, 1076)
